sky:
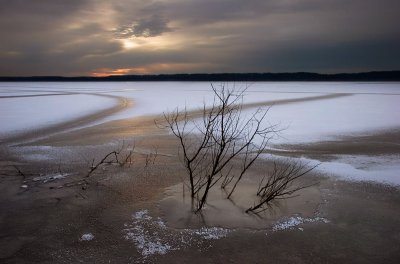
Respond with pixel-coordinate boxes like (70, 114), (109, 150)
(0, 0), (399, 77)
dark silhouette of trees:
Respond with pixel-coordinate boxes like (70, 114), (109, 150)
(1, 71), (399, 82)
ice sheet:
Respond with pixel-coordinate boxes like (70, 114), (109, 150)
(267, 154), (400, 186)
(1, 82), (399, 143)
(0, 94), (116, 136)
(264, 93), (400, 143)
(2, 82), (399, 187)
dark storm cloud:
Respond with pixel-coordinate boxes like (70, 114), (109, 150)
(0, 0), (124, 76)
(0, 0), (86, 15)
(133, 0), (398, 29)
(0, 0), (399, 76)
(113, 16), (172, 38)
(213, 36), (400, 73)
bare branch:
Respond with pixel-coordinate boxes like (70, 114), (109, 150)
(246, 160), (319, 214)
(163, 83), (279, 211)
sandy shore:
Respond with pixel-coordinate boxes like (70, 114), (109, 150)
(1, 93), (399, 263)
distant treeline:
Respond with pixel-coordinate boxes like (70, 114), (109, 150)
(1, 71), (400, 82)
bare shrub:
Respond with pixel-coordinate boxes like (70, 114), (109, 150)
(163, 84), (278, 211)
(246, 160), (318, 214)
(86, 142), (135, 177)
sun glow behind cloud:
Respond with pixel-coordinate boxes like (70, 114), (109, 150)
(119, 34), (182, 51)
(121, 39), (139, 49)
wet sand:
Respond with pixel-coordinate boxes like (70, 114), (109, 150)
(0, 92), (399, 263)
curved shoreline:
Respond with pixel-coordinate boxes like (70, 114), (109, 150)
(7, 91), (392, 147)
(237, 92), (352, 110)
(0, 93), (72, 99)
(31, 93), (353, 146)
(1, 93), (133, 145)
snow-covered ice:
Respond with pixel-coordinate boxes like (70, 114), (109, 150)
(267, 154), (400, 186)
(313, 156), (400, 186)
(2, 82), (400, 144)
(2, 82), (399, 186)
(264, 93), (400, 144)
(0, 93), (116, 136)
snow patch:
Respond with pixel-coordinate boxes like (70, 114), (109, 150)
(193, 227), (230, 240)
(123, 209), (232, 259)
(80, 233), (94, 241)
(32, 173), (71, 183)
(124, 226), (172, 257)
(272, 216), (329, 232)
(155, 217), (167, 229)
(134, 210), (152, 220)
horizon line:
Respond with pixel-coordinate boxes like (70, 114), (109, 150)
(1, 70), (400, 81)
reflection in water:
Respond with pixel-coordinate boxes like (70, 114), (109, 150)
(160, 175), (321, 229)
